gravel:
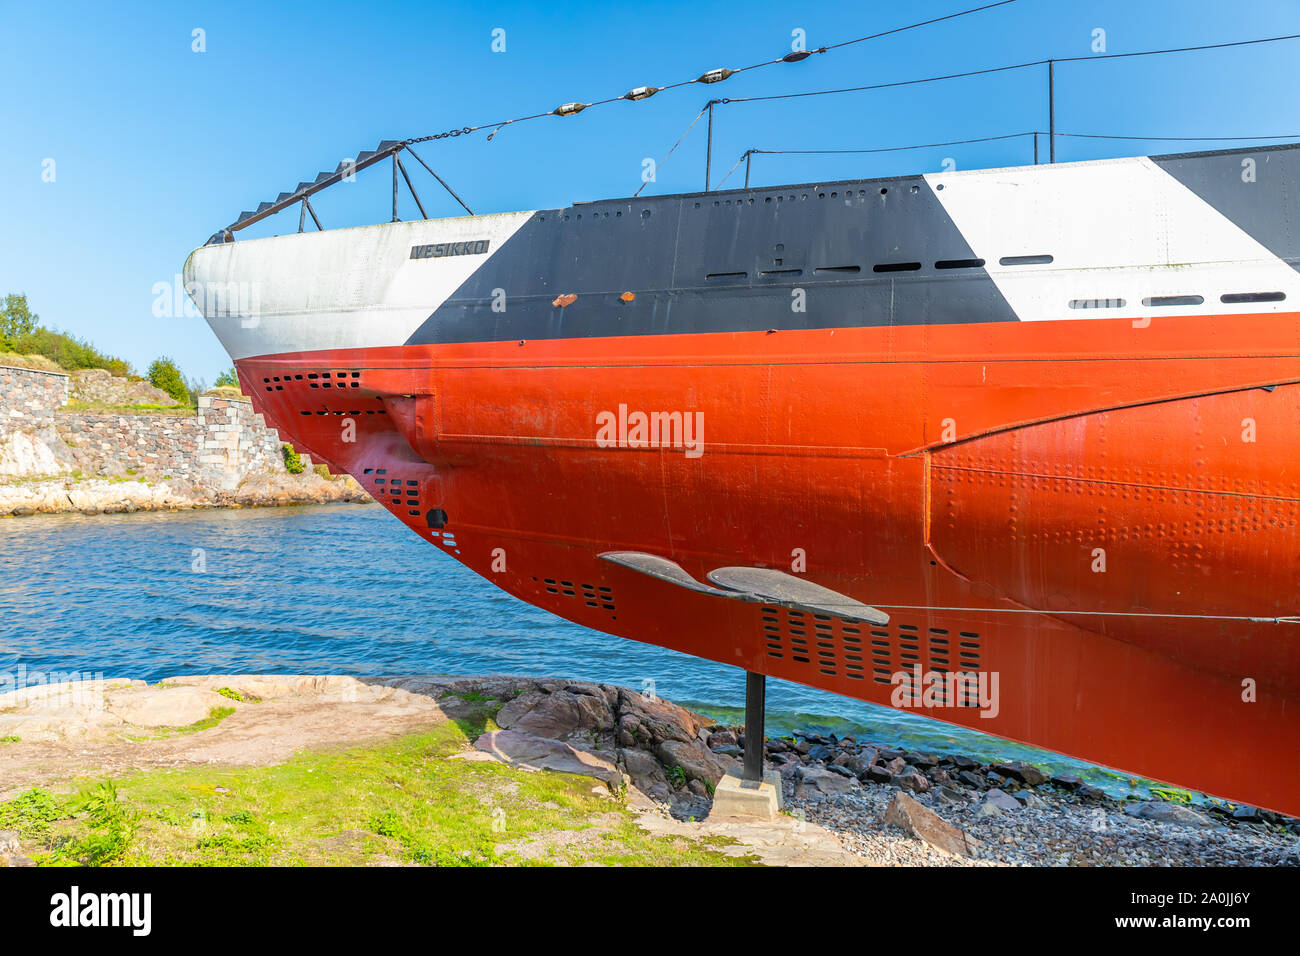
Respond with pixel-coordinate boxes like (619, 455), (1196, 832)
(784, 773), (1300, 867)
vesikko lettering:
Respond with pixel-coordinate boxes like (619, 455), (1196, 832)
(410, 240), (490, 259)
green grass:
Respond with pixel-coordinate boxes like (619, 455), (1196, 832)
(185, 707), (236, 733)
(58, 401), (194, 416)
(214, 687), (259, 704)
(0, 705), (756, 867)
(0, 472), (82, 487)
(123, 706), (236, 742)
(44, 781), (140, 866)
(0, 789), (62, 839)
(0, 735), (20, 743)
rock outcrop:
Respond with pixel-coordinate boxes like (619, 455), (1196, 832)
(0, 470), (368, 516)
(472, 729), (625, 789)
(449, 678), (739, 805)
(0, 426), (74, 478)
(68, 368), (173, 406)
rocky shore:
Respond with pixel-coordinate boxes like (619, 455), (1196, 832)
(776, 737), (1300, 867)
(0, 471), (369, 517)
(2, 673), (1295, 867)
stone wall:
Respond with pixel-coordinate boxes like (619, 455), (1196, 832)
(0, 365), (73, 477)
(0, 364), (299, 490)
(0, 364), (69, 441)
(194, 395), (288, 483)
(56, 395), (297, 491)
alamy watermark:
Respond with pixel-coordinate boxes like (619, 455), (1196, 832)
(595, 404), (704, 458)
(0, 664), (107, 710)
(50, 886), (151, 936)
(153, 274), (263, 328)
(890, 664), (1000, 719)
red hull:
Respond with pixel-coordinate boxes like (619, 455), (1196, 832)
(238, 311), (1300, 815)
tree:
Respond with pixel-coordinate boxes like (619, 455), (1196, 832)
(214, 367), (239, 388)
(1, 293), (134, 374)
(185, 375), (206, 407)
(147, 356), (189, 404)
(281, 443), (304, 474)
(2, 293), (39, 346)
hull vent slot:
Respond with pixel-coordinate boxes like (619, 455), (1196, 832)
(760, 607), (866, 680)
(764, 612), (981, 693)
(536, 578), (617, 613)
(267, 370), (363, 392)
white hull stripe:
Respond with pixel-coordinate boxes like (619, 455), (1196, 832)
(184, 212), (534, 361)
(925, 157), (1300, 322)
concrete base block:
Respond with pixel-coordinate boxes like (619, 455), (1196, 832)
(710, 767), (784, 820)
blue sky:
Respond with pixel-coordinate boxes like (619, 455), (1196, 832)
(2, 0), (1298, 383)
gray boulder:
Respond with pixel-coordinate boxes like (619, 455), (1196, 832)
(656, 738), (727, 788)
(883, 792), (982, 858)
(891, 772), (931, 793)
(706, 729), (738, 750)
(957, 770), (984, 788)
(1123, 801), (1215, 828)
(934, 785), (970, 805)
(797, 765), (858, 795)
(992, 761), (1049, 787)
(983, 788), (1022, 812)
(619, 748), (671, 802)
(831, 748), (876, 777)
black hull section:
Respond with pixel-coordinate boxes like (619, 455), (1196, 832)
(407, 175), (1020, 345)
